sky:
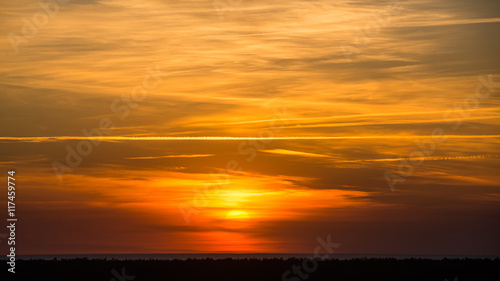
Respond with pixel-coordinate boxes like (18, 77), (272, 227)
(0, 0), (499, 255)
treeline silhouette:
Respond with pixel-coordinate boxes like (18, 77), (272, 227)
(3, 257), (499, 281)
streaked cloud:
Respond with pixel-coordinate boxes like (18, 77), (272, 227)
(125, 154), (214, 159)
(261, 149), (331, 158)
(1, 135), (499, 142)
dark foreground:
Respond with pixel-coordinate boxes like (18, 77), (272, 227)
(3, 258), (499, 281)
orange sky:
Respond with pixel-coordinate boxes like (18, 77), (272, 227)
(0, 0), (499, 255)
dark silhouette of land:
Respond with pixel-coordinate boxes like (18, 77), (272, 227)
(2, 257), (499, 281)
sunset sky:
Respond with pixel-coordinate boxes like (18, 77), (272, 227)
(1, 0), (499, 255)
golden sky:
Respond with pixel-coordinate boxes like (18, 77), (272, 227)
(0, 0), (499, 255)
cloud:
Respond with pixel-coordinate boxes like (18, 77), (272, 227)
(1, 0), (500, 255)
(261, 149), (331, 158)
(1, 135), (499, 142)
(125, 154), (214, 159)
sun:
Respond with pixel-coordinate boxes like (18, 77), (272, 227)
(225, 210), (250, 220)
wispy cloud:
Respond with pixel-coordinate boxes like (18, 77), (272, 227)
(125, 154), (214, 160)
(1, 135), (499, 142)
(261, 149), (331, 158)
(335, 154), (500, 163)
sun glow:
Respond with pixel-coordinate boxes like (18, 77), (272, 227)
(225, 210), (250, 220)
